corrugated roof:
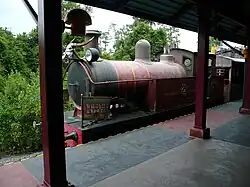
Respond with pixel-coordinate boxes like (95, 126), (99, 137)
(68, 0), (249, 45)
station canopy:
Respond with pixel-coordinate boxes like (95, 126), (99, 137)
(68, 0), (250, 45)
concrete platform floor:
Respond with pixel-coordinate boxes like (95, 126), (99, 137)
(2, 100), (250, 187)
(90, 139), (250, 187)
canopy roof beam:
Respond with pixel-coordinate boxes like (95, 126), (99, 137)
(168, 2), (194, 24)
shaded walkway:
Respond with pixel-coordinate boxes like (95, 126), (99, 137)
(212, 115), (250, 147)
(22, 125), (189, 186)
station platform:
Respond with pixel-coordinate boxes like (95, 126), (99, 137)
(1, 100), (250, 187)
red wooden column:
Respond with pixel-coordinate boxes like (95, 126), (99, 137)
(240, 34), (250, 114)
(189, 1), (211, 139)
(38, 0), (68, 187)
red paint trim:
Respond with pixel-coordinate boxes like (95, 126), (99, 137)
(64, 123), (83, 147)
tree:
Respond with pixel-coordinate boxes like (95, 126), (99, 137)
(132, 17), (156, 26)
(99, 31), (110, 52)
(110, 18), (180, 61)
(15, 28), (39, 73)
(209, 36), (222, 52)
(0, 28), (30, 76)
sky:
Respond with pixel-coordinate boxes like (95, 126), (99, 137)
(0, 0), (243, 52)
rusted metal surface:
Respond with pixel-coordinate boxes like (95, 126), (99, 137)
(155, 77), (195, 111)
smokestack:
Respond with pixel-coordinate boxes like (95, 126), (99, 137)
(85, 30), (101, 53)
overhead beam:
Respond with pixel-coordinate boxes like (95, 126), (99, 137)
(22, 0), (38, 24)
(168, 3), (194, 24)
(232, 25), (245, 36)
(116, 0), (131, 11)
(190, 0), (246, 26)
(67, 0), (247, 45)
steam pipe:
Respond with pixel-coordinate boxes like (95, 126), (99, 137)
(22, 0), (38, 24)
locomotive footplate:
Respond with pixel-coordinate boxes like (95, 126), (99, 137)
(64, 95), (224, 147)
(64, 110), (151, 146)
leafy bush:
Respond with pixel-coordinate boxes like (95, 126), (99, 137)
(63, 73), (74, 111)
(0, 72), (42, 155)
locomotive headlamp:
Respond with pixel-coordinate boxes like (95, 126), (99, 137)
(64, 9), (92, 36)
(85, 48), (100, 63)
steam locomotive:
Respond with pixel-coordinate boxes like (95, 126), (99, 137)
(63, 30), (225, 146)
(65, 30), (186, 110)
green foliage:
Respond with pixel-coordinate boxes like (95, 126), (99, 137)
(64, 98), (75, 111)
(0, 28), (30, 76)
(100, 19), (180, 61)
(0, 74), (5, 92)
(101, 51), (114, 60)
(15, 28), (39, 73)
(0, 72), (41, 155)
(209, 37), (222, 51)
(0, 2), (96, 156)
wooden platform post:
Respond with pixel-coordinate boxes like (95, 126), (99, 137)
(239, 30), (250, 114)
(38, 0), (68, 186)
(189, 1), (211, 139)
